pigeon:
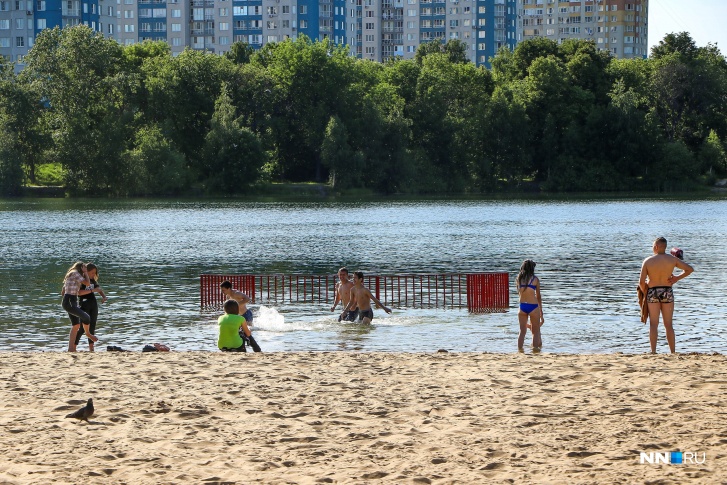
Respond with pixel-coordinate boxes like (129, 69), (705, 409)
(65, 398), (94, 422)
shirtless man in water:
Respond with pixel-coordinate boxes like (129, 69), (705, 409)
(639, 237), (694, 354)
(341, 271), (392, 324)
(331, 267), (358, 322)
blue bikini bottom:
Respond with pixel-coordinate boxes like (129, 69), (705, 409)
(519, 303), (539, 314)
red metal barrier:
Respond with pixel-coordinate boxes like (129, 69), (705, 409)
(466, 273), (509, 313)
(201, 273), (508, 313)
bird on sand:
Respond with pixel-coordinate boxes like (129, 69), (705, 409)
(65, 398), (94, 422)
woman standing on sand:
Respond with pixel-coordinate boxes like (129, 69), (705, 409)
(517, 259), (544, 351)
(61, 262), (98, 352)
(73, 263), (107, 352)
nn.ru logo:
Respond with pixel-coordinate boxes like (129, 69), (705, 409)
(640, 452), (706, 465)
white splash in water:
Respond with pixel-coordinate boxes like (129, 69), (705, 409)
(253, 305), (286, 330)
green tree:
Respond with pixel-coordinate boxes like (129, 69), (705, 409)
(201, 83), (266, 193)
(225, 42), (255, 65)
(124, 124), (187, 195)
(321, 115), (357, 190)
(256, 37), (356, 182)
(22, 26), (132, 194)
(651, 32), (699, 60)
(699, 130), (727, 175)
(143, 49), (237, 168)
(0, 115), (24, 195)
(414, 39), (470, 65)
(0, 57), (47, 185)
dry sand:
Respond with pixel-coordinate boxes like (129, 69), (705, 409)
(0, 351), (725, 484)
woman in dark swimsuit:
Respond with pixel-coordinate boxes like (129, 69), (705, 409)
(517, 259), (544, 351)
(74, 263), (107, 352)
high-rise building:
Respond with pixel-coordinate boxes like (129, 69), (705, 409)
(346, 0), (517, 66)
(114, 0), (340, 55)
(517, 0), (648, 59)
(1, 0), (647, 70)
(0, 0), (115, 70)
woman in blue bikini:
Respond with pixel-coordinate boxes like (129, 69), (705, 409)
(517, 259), (544, 351)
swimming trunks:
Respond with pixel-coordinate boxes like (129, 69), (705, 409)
(519, 303), (539, 314)
(338, 309), (359, 322)
(359, 309), (374, 321)
(242, 309), (253, 325)
(647, 286), (674, 304)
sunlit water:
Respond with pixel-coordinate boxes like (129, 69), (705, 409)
(0, 197), (725, 354)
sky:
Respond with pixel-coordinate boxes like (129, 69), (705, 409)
(649, 0), (727, 55)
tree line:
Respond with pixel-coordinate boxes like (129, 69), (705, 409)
(0, 27), (726, 196)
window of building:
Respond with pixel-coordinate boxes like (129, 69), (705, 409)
(171, 23), (180, 31)
(172, 37), (181, 46)
(16, 36), (24, 47)
(219, 36), (229, 44)
(171, 9), (180, 17)
(364, 22), (373, 29)
(124, 24), (134, 32)
(219, 22), (228, 30)
(36, 18), (46, 29)
(300, 19), (307, 28)
(0, 37), (9, 47)
(300, 5), (306, 14)
(15, 18), (23, 29)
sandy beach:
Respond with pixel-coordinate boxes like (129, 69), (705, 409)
(0, 351), (725, 484)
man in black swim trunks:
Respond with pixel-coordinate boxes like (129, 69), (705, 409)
(639, 237), (694, 354)
(341, 271), (392, 324)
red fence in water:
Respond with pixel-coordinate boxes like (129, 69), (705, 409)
(201, 273), (509, 313)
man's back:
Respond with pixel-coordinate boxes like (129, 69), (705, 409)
(644, 254), (678, 287)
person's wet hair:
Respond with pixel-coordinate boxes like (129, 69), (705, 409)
(223, 299), (239, 314)
(354, 271), (364, 280)
(338, 267), (348, 275)
(655, 237), (667, 247)
(517, 260), (536, 288)
(220, 281), (232, 290)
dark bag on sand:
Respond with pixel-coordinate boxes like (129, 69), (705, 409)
(142, 343), (171, 352)
(107, 345), (127, 352)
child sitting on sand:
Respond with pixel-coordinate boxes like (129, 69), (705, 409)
(218, 300), (253, 352)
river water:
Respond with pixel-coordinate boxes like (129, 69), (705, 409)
(0, 197), (725, 354)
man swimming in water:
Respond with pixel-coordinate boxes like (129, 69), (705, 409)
(638, 237), (694, 354)
(341, 271), (392, 324)
(331, 267), (358, 322)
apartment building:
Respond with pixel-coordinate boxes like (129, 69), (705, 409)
(346, 0), (516, 65)
(517, 0), (648, 58)
(0, 0), (115, 69)
(115, 0), (344, 55)
(1, 0), (647, 69)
